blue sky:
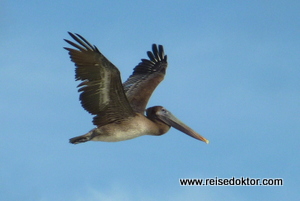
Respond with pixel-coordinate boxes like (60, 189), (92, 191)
(1, 0), (299, 200)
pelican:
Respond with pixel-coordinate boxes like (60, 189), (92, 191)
(64, 32), (209, 144)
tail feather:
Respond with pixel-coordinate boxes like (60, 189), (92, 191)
(69, 135), (90, 144)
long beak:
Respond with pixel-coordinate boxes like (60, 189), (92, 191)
(157, 109), (209, 144)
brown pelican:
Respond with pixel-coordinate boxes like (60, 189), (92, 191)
(64, 32), (209, 144)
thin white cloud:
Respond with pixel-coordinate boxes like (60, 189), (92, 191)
(71, 183), (245, 201)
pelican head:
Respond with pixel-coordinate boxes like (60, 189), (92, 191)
(146, 106), (209, 144)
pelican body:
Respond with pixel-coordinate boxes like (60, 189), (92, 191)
(64, 32), (209, 144)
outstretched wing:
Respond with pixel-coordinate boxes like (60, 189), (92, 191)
(123, 44), (168, 114)
(64, 32), (135, 126)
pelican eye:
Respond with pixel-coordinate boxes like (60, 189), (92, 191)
(160, 108), (168, 114)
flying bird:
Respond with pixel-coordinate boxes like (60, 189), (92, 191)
(64, 32), (209, 144)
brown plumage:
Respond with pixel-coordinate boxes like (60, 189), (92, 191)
(64, 32), (209, 144)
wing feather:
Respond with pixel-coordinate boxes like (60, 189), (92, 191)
(64, 32), (135, 126)
(123, 44), (168, 114)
